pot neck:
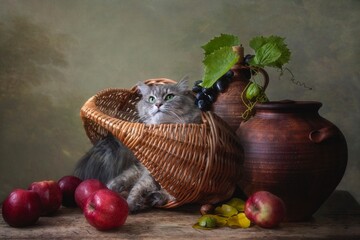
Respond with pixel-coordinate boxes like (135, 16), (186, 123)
(254, 100), (322, 114)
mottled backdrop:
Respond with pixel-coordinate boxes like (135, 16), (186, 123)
(0, 0), (359, 204)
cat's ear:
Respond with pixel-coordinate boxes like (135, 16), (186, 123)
(137, 81), (150, 95)
(176, 76), (189, 92)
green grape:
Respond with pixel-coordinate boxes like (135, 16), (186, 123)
(198, 215), (217, 228)
(245, 82), (262, 101)
(214, 204), (238, 217)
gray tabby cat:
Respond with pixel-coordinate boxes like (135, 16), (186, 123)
(74, 79), (202, 212)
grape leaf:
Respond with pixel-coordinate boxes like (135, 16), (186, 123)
(249, 36), (268, 51)
(269, 44), (291, 68)
(201, 46), (239, 88)
(201, 34), (240, 56)
(249, 35), (291, 69)
(249, 42), (282, 68)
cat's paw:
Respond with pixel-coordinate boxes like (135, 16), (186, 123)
(106, 180), (125, 193)
(148, 191), (170, 207)
(127, 200), (145, 213)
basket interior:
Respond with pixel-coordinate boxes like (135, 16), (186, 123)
(97, 88), (141, 122)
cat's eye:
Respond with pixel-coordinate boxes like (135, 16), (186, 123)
(148, 96), (156, 103)
(164, 94), (175, 101)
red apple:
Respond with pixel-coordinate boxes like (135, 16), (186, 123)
(244, 191), (286, 228)
(2, 189), (42, 227)
(58, 175), (83, 208)
(28, 180), (62, 216)
(74, 179), (107, 210)
(84, 189), (129, 231)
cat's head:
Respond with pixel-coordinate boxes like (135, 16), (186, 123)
(136, 79), (201, 124)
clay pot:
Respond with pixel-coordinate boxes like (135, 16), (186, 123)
(211, 46), (269, 131)
(236, 100), (347, 221)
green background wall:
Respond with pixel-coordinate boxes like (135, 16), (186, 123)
(1, 0), (359, 205)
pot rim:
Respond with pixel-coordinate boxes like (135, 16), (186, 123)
(255, 100), (322, 111)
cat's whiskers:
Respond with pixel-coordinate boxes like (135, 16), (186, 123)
(162, 107), (185, 124)
(137, 115), (149, 123)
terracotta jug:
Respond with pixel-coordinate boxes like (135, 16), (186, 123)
(236, 100), (348, 221)
(211, 46), (269, 131)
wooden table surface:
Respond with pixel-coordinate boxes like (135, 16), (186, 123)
(1, 190), (359, 239)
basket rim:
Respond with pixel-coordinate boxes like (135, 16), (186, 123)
(80, 87), (216, 146)
(81, 78), (212, 140)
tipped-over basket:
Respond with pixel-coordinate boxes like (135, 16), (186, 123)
(80, 78), (244, 208)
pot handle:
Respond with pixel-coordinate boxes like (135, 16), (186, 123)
(238, 65), (269, 91)
(257, 68), (270, 91)
(309, 126), (338, 143)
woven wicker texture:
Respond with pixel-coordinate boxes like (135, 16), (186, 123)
(80, 78), (244, 208)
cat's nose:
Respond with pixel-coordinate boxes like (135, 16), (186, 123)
(155, 102), (162, 108)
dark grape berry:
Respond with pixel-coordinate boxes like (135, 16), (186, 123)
(192, 70), (234, 111)
(223, 70), (234, 80)
(201, 86), (218, 103)
(194, 97), (200, 106)
(195, 89), (213, 111)
(214, 80), (227, 92)
(197, 99), (211, 111)
(196, 92), (205, 101)
(192, 85), (202, 93)
(201, 87), (216, 95)
(213, 70), (233, 92)
(192, 80), (204, 93)
(204, 93), (216, 103)
(244, 54), (254, 65)
(194, 80), (203, 86)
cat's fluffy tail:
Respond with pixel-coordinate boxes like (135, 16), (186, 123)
(74, 134), (137, 184)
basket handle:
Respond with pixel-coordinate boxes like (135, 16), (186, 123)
(130, 78), (178, 92)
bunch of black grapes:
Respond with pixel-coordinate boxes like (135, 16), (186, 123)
(193, 70), (234, 111)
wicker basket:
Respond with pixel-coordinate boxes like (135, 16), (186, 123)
(80, 78), (244, 208)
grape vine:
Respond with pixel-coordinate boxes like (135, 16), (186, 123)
(279, 67), (313, 90)
(193, 34), (312, 121)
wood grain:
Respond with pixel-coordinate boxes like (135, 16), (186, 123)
(1, 191), (359, 239)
